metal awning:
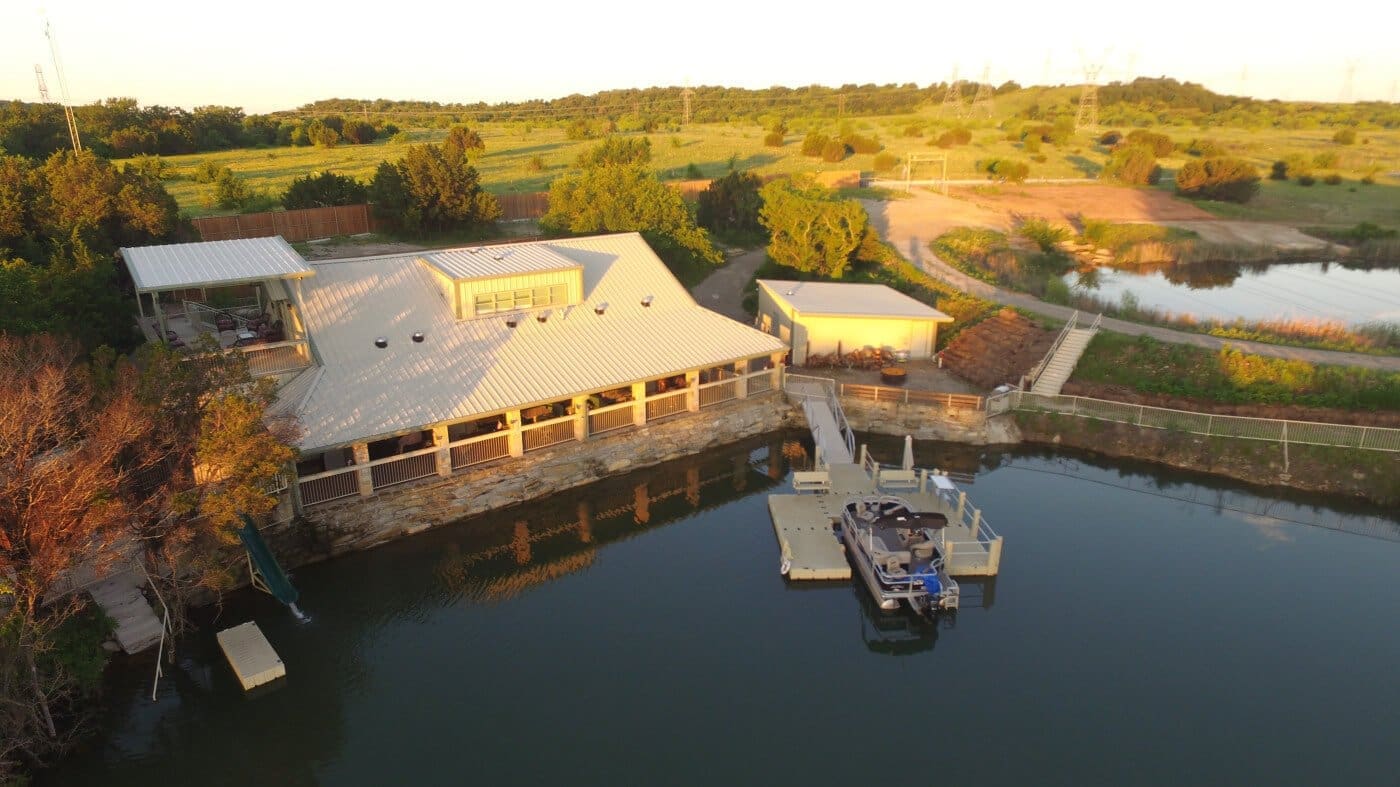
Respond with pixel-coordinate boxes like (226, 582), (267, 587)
(122, 236), (314, 293)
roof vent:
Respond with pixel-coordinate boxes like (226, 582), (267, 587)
(374, 336), (389, 349)
(536, 311), (549, 323)
(492, 253), (504, 261)
(468, 248), (482, 254)
(505, 315), (519, 328)
(594, 302), (608, 315)
(411, 331), (425, 343)
(641, 295), (654, 308)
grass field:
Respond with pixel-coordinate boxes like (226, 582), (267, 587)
(123, 93), (1400, 222)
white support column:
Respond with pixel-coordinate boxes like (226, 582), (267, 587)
(632, 382), (648, 426)
(572, 396), (589, 441)
(432, 425), (450, 477)
(507, 410), (524, 457)
(734, 361), (748, 399)
(685, 370), (700, 412)
(352, 443), (372, 498)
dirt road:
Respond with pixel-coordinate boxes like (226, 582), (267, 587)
(865, 191), (1400, 372)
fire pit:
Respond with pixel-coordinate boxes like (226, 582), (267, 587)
(880, 366), (907, 385)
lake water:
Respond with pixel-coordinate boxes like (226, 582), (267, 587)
(1066, 261), (1400, 326)
(44, 434), (1400, 786)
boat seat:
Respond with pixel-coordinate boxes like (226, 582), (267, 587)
(910, 542), (936, 562)
(883, 555), (907, 576)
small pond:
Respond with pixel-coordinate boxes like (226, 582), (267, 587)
(1065, 260), (1400, 326)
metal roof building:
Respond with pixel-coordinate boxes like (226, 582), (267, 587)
(288, 233), (786, 450)
(121, 236), (314, 293)
(755, 279), (952, 366)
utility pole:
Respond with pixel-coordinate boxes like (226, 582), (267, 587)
(1339, 59), (1359, 103)
(971, 64), (995, 118)
(837, 93), (845, 120)
(43, 19), (81, 153)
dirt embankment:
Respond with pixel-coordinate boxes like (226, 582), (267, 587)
(1013, 412), (1400, 505)
(1059, 382), (1400, 428)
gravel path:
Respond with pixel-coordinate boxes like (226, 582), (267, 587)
(691, 248), (767, 323)
(864, 193), (1400, 372)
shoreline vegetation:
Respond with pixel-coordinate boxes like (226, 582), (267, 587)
(931, 225), (1400, 356)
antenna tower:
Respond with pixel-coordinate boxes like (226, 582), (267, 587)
(34, 65), (51, 102)
(43, 19), (81, 153)
(941, 66), (964, 118)
(971, 65), (995, 118)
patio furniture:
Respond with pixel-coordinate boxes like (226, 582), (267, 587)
(881, 366), (907, 385)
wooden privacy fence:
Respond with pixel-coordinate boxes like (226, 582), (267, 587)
(839, 383), (983, 410)
(192, 204), (376, 242)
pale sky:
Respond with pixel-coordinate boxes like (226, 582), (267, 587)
(2, 0), (1397, 113)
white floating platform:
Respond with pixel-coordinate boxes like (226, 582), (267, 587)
(216, 622), (285, 691)
(768, 494), (849, 580)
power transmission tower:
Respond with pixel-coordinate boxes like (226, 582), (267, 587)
(43, 19), (81, 153)
(1339, 59), (1359, 102)
(33, 64), (50, 102)
(1075, 54), (1105, 131)
(681, 86), (694, 124)
(941, 66), (964, 118)
(970, 65), (995, 118)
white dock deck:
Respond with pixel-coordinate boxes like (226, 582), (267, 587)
(87, 570), (164, 655)
(769, 463), (1004, 580)
(216, 622), (286, 691)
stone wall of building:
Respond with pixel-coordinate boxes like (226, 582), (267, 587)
(267, 394), (802, 566)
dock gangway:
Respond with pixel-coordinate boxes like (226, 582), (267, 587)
(784, 374), (855, 467)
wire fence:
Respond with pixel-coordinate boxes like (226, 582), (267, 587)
(990, 390), (1400, 453)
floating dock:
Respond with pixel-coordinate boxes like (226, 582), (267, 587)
(769, 458), (1003, 580)
(216, 622), (286, 691)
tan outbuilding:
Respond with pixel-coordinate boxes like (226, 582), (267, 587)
(755, 280), (953, 365)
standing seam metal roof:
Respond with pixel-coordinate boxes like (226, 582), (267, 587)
(121, 236), (314, 292)
(758, 279), (953, 321)
(290, 233), (787, 450)
(420, 245), (581, 281)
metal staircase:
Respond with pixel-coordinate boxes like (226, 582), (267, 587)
(1027, 312), (1101, 396)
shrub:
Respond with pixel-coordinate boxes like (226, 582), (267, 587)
(1030, 153), (1047, 163)
(684, 163), (704, 179)
(983, 158), (1029, 183)
(842, 132), (881, 154)
(282, 171), (367, 210)
(821, 139), (849, 162)
(192, 160), (227, 184)
(763, 130), (785, 147)
(1297, 174), (1316, 186)
(1323, 173), (1343, 185)
(800, 133), (830, 157)
(1269, 160), (1289, 180)
(873, 152), (899, 172)
(1124, 129), (1174, 157)
(565, 119), (593, 140)
(1102, 145), (1161, 185)
(902, 123), (923, 137)
(1175, 157), (1260, 203)
(1022, 135), (1042, 154)
(1187, 138), (1224, 157)
(527, 155), (545, 172)
(1313, 151), (1339, 168)
(1333, 128), (1357, 145)
(1047, 117), (1076, 146)
(934, 127), (972, 148)
(1098, 130), (1122, 145)
(1017, 218), (1072, 252)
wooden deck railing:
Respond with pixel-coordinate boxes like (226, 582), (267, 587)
(523, 418), (575, 452)
(368, 446), (440, 491)
(239, 340), (313, 377)
(298, 466), (359, 507)
(645, 389), (690, 421)
(588, 401), (635, 435)
(449, 432), (511, 470)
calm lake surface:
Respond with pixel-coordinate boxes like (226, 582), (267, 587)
(1066, 261), (1400, 326)
(46, 434), (1400, 787)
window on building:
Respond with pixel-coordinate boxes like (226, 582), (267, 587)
(473, 284), (568, 315)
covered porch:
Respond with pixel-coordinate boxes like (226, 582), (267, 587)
(122, 237), (317, 379)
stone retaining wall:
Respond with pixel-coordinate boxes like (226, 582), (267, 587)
(840, 397), (1003, 443)
(268, 393), (802, 566)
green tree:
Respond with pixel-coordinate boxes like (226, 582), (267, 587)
(1175, 157), (1260, 203)
(696, 170), (764, 241)
(282, 171), (368, 210)
(1102, 145), (1161, 185)
(574, 136), (651, 168)
(369, 143), (501, 234)
(541, 141), (721, 275)
(758, 178), (867, 277)
(443, 125), (485, 159)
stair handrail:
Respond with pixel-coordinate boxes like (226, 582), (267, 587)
(1087, 312), (1104, 332)
(139, 562), (173, 702)
(1024, 311), (1079, 390)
